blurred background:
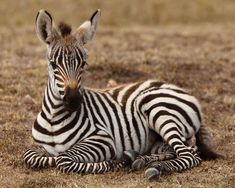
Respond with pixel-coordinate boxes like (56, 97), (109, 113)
(0, 1), (235, 187)
(1, 0), (235, 27)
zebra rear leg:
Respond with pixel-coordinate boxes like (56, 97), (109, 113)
(144, 137), (202, 180)
(56, 150), (138, 174)
(132, 141), (177, 171)
(23, 146), (56, 169)
(145, 152), (201, 180)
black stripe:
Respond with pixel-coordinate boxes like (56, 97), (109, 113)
(120, 107), (133, 150)
(75, 47), (84, 62)
(151, 110), (185, 133)
(57, 48), (63, 64)
(145, 93), (201, 122)
(131, 108), (141, 149)
(167, 159), (179, 171)
(103, 93), (126, 151)
(89, 92), (106, 126)
(167, 135), (183, 149)
(54, 111), (80, 135)
(40, 110), (51, 123)
(90, 138), (112, 152)
(95, 138), (116, 158)
(177, 157), (188, 169)
(95, 94), (115, 136)
(48, 82), (61, 101)
(124, 83), (143, 150)
(33, 118), (51, 135)
(139, 88), (188, 110)
(148, 102), (196, 132)
(141, 82), (164, 95)
(43, 94), (51, 114)
(111, 87), (123, 101)
(71, 145), (89, 161)
(83, 94), (100, 126)
(51, 112), (71, 125)
(83, 142), (101, 161)
(158, 119), (180, 134)
(78, 144), (97, 161)
(53, 107), (67, 117)
(47, 84), (62, 109)
(61, 115), (87, 144)
(136, 109), (147, 150)
(74, 120), (92, 143)
(163, 126), (184, 138)
(52, 46), (60, 62)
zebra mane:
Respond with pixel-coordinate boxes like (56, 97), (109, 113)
(58, 22), (72, 37)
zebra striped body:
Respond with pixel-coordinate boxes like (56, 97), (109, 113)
(27, 79), (202, 170)
(24, 9), (220, 179)
(33, 80), (201, 158)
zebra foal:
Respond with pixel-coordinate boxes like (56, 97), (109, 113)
(23, 9), (220, 180)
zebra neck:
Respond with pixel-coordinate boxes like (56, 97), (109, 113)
(41, 82), (86, 124)
(41, 83), (66, 121)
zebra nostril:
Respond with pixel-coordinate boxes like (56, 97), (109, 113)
(63, 94), (70, 104)
(64, 87), (72, 101)
(63, 87), (82, 111)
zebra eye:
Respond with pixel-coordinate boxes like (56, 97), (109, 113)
(50, 61), (57, 69)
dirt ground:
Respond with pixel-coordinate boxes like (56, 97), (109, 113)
(0, 1), (235, 188)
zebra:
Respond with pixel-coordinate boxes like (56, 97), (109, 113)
(23, 9), (220, 180)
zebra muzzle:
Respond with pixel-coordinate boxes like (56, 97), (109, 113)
(63, 87), (83, 112)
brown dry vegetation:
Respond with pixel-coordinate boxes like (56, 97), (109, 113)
(0, 0), (235, 188)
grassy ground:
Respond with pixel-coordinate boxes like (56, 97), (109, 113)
(0, 1), (235, 188)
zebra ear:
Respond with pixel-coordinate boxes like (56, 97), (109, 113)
(35, 9), (54, 44)
(74, 9), (101, 45)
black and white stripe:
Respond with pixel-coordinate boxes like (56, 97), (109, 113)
(23, 9), (220, 179)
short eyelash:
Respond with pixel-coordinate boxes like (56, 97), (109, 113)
(50, 61), (57, 69)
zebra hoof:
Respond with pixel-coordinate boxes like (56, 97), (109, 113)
(132, 158), (146, 170)
(145, 167), (160, 180)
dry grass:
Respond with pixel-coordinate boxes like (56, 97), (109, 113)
(2, 0), (235, 27)
(0, 1), (235, 188)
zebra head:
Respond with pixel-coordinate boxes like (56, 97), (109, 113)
(35, 9), (101, 111)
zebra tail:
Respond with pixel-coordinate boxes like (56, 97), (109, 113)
(196, 125), (223, 160)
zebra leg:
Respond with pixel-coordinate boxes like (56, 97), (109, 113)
(144, 133), (201, 180)
(132, 141), (177, 171)
(55, 130), (138, 174)
(145, 152), (201, 180)
(56, 150), (138, 174)
(23, 145), (56, 169)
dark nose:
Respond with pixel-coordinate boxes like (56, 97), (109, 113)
(63, 87), (82, 111)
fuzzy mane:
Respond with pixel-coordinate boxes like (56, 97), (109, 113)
(58, 22), (72, 37)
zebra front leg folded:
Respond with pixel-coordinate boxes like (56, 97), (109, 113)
(56, 150), (138, 174)
(55, 129), (138, 174)
(23, 146), (56, 169)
